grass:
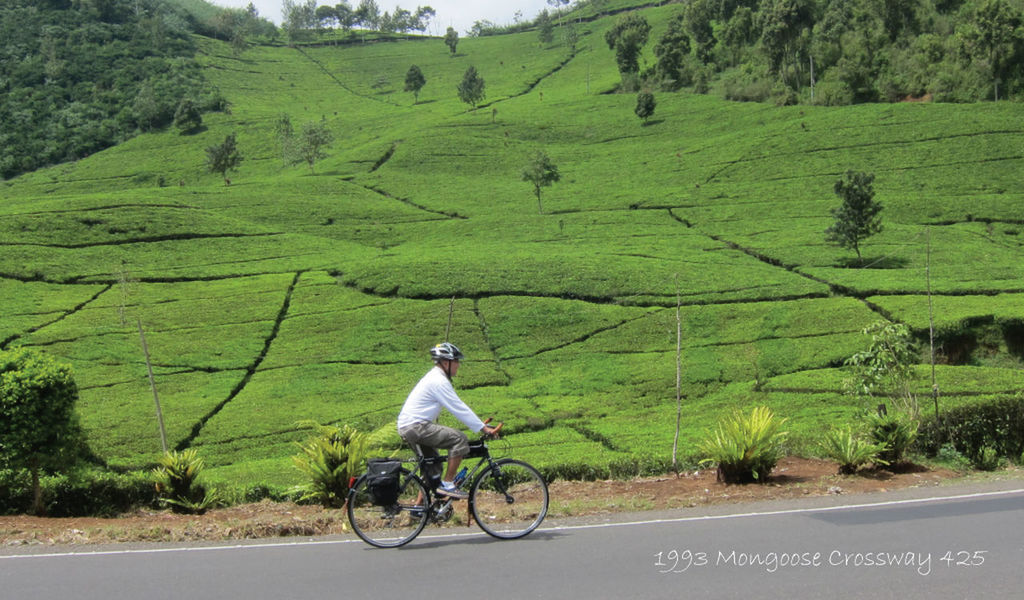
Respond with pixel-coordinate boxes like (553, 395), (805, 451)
(1, 5), (1023, 491)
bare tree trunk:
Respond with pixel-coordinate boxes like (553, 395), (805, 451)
(672, 277), (683, 474)
(139, 319), (168, 454)
(30, 458), (43, 516)
(926, 228), (941, 426)
(445, 296), (456, 341)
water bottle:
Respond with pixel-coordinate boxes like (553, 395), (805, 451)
(453, 467), (468, 487)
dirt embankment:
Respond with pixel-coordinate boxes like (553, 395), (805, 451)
(1, 457), (1014, 548)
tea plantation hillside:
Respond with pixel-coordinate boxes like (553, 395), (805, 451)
(2, 5), (1024, 488)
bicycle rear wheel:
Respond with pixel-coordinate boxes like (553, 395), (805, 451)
(347, 469), (429, 548)
(469, 459), (548, 539)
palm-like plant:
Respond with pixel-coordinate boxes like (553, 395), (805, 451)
(698, 406), (787, 483)
(292, 422), (369, 508)
(820, 426), (889, 474)
(153, 449), (219, 514)
(866, 411), (919, 465)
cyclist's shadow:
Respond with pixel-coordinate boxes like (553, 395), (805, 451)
(384, 529), (567, 551)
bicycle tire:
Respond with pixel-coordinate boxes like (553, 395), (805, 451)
(469, 459), (549, 539)
(347, 468), (429, 548)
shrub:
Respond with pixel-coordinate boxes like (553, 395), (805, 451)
(917, 394), (1024, 462)
(819, 426), (888, 474)
(0, 347), (87, 515)
(291, 422), (369, 508)
(721, 68), (773, 102)
(972, 446), (1002, 471)
(811, 79), (855, 106)
(3, 468), (157, 516)
(934, 443), (971, 471)
(698, 406), (787, 483)
(153, 449), (219, 514)
(42, 469), (156, 517)
(866, 411), (919, 465)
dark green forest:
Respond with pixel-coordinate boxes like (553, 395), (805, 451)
(0, 0), (269, 179)
(3, 0), (1023, 180)
(634, 0), (1024, 105)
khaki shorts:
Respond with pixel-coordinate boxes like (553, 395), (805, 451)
(398, 422), (470, 459)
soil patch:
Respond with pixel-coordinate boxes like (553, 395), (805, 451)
(0, 458), (985, 548)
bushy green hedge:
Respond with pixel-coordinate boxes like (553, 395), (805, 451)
(918, 395), (1024, 464)
(539, 455), (672, 483)
(0, 468), (157, 517)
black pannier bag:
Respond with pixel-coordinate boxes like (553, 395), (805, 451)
(365, 458), (403, 506)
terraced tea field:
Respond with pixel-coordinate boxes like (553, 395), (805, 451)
(2, 5), (1023, 488)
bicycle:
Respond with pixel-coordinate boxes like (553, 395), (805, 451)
(346, 422), (549, 548)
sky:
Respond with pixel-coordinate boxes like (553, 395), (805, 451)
(211, 1), (556, 36)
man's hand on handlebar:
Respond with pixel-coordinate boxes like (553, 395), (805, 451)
(481, 423), (502, 439)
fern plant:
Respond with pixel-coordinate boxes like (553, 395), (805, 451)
(820, 426), (889, 474)
(153, 449), (219, 514)
(698, 406), (787, 484)
(291, 422), (369, 508)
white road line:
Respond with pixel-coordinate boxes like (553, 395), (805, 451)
(3, 488), (1022, 561)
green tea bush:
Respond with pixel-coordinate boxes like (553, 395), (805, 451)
(917, 394), (1024, 463)
(698, 406), (787, 484)
(42, 469), (156, 517)
(1, 468), (155, 517)
(538, 455), (671, 482)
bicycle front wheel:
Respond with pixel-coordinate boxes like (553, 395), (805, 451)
(470, 459), (548, 539)
(347, 469), (429, 548)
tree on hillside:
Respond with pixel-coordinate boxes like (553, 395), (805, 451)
(604, 12), (651, 89)
(206, 133), (243, 185)
(537, 10), (555, 45)
(562, 20), (580, 51)
(957, 0), (1024, 100)
(844, 321), (920, 418)
(288, 118), (334, 175)
(275, 113), (295, 163)
(635, 90), (656, 123)
(356, 0), (381, 30)
(404, 64), (427, 103)
(457, 66), (486, 107)
(720, 7), (756, 65)
(1, 347), (86, 516)
(521, 150), (560, 214)
(759, 0), (816, 84)
(683, 0), (717, 65)
(444, 26), (459, 55)
(283, 0), (317, 44)
(412, 6), (437, 32)
(880, 0), (921, 42)
(174, 98), (203, 134)
(654, 12), (692, 90)
(825, 170), (883, 264)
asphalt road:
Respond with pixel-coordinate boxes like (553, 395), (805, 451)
(3, 482), (1023, 599)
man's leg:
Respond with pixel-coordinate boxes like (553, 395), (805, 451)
(445, 454), (462, 482)
(400, 422), (468, 483)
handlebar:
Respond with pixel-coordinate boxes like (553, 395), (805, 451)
(482, 418), (504, 440)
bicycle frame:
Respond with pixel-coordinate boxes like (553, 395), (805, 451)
(408, 440), (495, 522)
(348, 430), (547, 546)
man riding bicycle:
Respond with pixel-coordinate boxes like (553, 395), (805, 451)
(397, 342), (499, 500)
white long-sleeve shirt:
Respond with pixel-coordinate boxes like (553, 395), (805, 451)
(397, 366), (485, 432)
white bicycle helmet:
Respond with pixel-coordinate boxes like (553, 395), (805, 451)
(429, 342), (464, 362)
